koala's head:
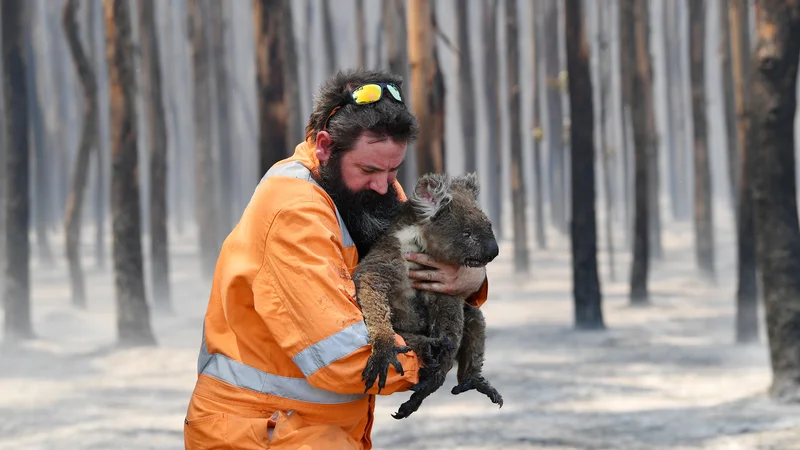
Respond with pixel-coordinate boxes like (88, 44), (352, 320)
(409, 172), (499, 268)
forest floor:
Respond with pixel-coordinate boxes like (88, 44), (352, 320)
(1, 206), (800, 449)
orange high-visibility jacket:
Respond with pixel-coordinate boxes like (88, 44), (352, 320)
(183, 140), (489, 450)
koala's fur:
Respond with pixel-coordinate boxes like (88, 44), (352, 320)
(353, 172), (503, 419)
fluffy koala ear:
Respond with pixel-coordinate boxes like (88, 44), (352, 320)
(410, 173), (452, 220)
(451, 172), (480, 200)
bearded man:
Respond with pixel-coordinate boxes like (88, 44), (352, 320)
(183, 69), (490, 450)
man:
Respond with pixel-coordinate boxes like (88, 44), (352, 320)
(183, 69), (490, 450)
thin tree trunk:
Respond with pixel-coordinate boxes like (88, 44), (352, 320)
(355, 0), (366, 68)
(545, 0), (566, 234)
(190, 0), (220, 279)
(719, 0), (739, 211)
(282, 0), (303, 145)
(320, 0), (336, 75)
(408, 0), (446, 176)
(481, 0), (502, 237)
(667, 0), (689, 221)
(63, 0), (98, 309)
(104, 0), (156, 347)
(627, 0), (650, 305)
(505, 0), (528, 273)
(3, 0), (34, 342)
(88, 0), (106, 269)
(729, 0), (758, 344)
(751, 0), (800, 402)
(565, 0), (604, 330)
(689, 0), (715, 281)
(456, 0), (477, 175)
(619, 0), (634, 249)
(598, 0), (614, 281)
(139, 0), (171, 313)
(532, 0), (546, 249)
(383, 0), (411, 187)
(254, 0), (289, 176)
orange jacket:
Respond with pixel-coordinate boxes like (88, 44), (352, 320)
(184, 140), (490, 450)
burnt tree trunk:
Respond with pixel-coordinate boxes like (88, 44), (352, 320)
(545, 0), (566, 234)
(751, 0), (800, 402)
(618, 0), (634, 249)
(729, 0), (758, 344)
(103, 0), (156, 347)
(666, 0), (689, 221)
(189, 0), (220, 278)
(532, 0), (547, 249)
(408, 0), (446, 177)
(355, 0), (366, 68)
(506, 0), (528, 273)
(720, 0), (739, 211)
(254, 0), (289, 176)
(456, 0), (477, 174)
(481, 0), (502, 236)
(566, 0), (604, 330)
(63, 0), (99, 309)
(597, 0), (614, 280)
(383, 0), (411, 187)
(281, 0), (303, 145)
(88, 0), (106, 269)
(139, 0), (171, 313)
(689, 0), (715, 281)
(320, 0), (337, 75)
(627, 0), (650, 305)
(3, 0), (34, 342)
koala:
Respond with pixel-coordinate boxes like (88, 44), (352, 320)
(353, 172), (503, 420)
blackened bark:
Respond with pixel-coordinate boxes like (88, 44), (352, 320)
(720, 0), (739, 211)
(190, 0), (220, 278)
(545, 0), (566, 234)
(355, 0), (366, 68)
(566, 0), (604, 330)
(320, 0), (337, 75)
(618, 0), (634, 247)
(139, 0), (171, 313)
(63, 0), (99, 309)
(481, 0), (502, 236)
(532, 0), (547, 249)
(383, 0), (410, 187)
(3, 0), (34, 342)
(626, 0), (650, 305)
(281, 0), (303, 145)
(88, 0), (106, 269)
(104, 0), (156, 347)
(597, 1), (614, 280)
(456, 0), (477, 174)
(666, 0), (689, 221)
(689, 0), (716, 281)
(751, 0), (800, 402)
(505, 0), (528, 273)
(729, 0), (758, 344)
(254, 0), (289, 177)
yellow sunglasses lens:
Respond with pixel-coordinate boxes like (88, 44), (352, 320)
(352, 84), (383, 104)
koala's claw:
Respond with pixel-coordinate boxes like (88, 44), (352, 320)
(451, 376), (504, 408)
(362, 344), (412, 394)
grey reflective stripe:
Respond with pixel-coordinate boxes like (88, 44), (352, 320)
(292, 321), (370, 377)
(259, 160), (355, 248)
(197, 331), (365, 404)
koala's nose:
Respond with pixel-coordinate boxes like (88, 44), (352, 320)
(486, 237), (499, 260)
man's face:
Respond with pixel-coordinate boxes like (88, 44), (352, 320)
(316, 132), (407, 257)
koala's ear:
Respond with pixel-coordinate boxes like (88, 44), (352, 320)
(451, 172), (480, 200)
(410, 173), (452, 220)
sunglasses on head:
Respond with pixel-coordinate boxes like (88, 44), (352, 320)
(322, 82), (404, 131)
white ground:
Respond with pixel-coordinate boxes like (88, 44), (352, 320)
(2, 207), (800, 449)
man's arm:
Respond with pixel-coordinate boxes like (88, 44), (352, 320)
(404, 252), (491, 308)
(254, 200), (419, 396)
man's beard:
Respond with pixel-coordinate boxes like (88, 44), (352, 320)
(317, 153), (403, 258)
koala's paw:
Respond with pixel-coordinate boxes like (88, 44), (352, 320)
(362, 343), (411, 394)
(451, 375), (504, 408)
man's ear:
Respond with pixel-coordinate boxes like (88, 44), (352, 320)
(451, 172), (480, 201)
(315, 131), (333, 163)
(410, 173), (452, 220)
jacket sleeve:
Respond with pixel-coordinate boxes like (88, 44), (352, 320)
(466, 276), (489, 308)
(254, 199), (420, 396)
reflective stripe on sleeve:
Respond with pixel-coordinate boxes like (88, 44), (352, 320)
(291, 321), (370, 377)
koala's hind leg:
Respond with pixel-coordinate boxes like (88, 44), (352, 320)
(451, 304), (503, 407)
(397, 332), (455, 371)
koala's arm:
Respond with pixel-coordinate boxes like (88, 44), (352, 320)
(465, 274), (490, 308)
(255, 201), (420, 396)
(353, 257), (407, 347)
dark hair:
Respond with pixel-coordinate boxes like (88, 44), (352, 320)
(305, 69), (419, 154)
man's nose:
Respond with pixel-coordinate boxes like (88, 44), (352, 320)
(370, 176), (389, 195)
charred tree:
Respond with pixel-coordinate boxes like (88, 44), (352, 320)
(597, 0), (614, 280)
(88, 0), (107, 269)
(689, 0), (716, 281)
(566, 0), (604, 330)
(720, 0), (739, 210)
(532, 0), (547, 249)
(729, 0), (758, 344)
(506, 0), (528, 273)
(139, 0), (171, 313)
(751, 0), (800, 402)
(626, 0), (650, 304)
(254, 0), (289, 177)
(456, 0), (477, 174)
(355, 0), (366, 68)
(382, 0), (411, 187)
(3, 0), (34, 342)
(281, 0), (303, 145)
(63, 0), (99, 309)
(320, 0), (337, 75)
(190, 0), (220, 278)
(408, 0), (446, 176)
(481, 0), (502, 236)
(545, 0), (566, 234)
(104, 0), (156, 347)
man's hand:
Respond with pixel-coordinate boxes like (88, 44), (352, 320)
(404, 252), (486, 298)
